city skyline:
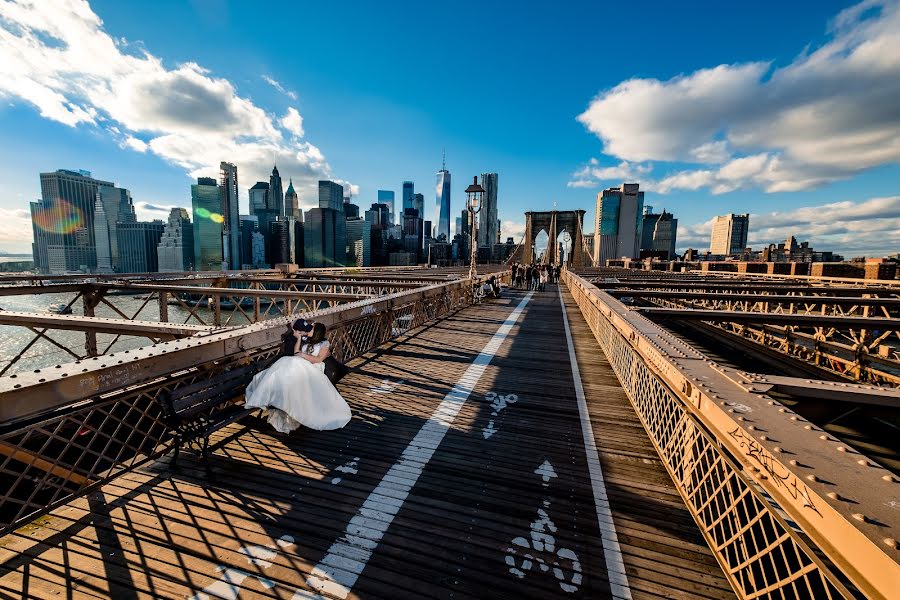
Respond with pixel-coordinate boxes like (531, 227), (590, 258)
(2, 1), (900, 258)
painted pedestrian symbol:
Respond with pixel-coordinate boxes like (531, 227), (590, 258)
(367, 379), (404, 396)
(482, 391), (518, 439)
(191, 535), (295, 600)
(504, 459), (583, 593)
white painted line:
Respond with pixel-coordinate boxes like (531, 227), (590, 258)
(558, 286), (633, 600)
(293, 292), (534, 599)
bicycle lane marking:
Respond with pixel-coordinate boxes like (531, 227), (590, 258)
(558, 285), (633, 600)
(293, 291), (535, 599)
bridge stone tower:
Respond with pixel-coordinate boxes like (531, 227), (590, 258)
(523, 210), (587, 267)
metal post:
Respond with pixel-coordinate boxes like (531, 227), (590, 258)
(158, 291), (169, 323)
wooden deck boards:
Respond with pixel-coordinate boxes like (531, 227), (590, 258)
(0, 285), (735, 599)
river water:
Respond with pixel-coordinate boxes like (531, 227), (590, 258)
(0, 291), (269, 374)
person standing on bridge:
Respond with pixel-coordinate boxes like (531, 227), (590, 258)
(244, 319), (352, 433)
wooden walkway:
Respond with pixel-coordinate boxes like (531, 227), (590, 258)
(0, 285), (735, 599)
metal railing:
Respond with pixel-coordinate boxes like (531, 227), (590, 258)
(563, 270), (899, 600)
(0, 273), (502, 535)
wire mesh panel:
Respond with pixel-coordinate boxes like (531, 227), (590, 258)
(564, 271), (859, 600)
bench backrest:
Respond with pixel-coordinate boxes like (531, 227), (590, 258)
(159, 358), (276, 422)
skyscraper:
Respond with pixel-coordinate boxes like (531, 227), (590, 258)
(640, 209), (678, 259)
(434, 157), (451, 242)
(414, 192), (424, 217)
(270, 216), (298, 265)
(478, 173), (499, 250)
(710, 213), (750, 256)
(402, 181), (414, 212)
(31, 169), (115, 273)
(304, 207), (346, 267)
(192, 176), (223, 271)
(285, 178), (301, 220)
(593, 183), (644, 265)
(239, 214), (258, 268)
(117, 221), (165, 273)
(378, 190), (395, 224)
(318, 180), (344, 211)
(219, 162), (241, 270)
(347, 218), (372, 267)
(249, 182), (269, 214)
(91, 184), (136, 273)
(270, 165), (285, 217)
(157, 208), (194, 272)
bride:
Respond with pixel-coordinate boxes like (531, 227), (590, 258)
(244, 319), (352, 433)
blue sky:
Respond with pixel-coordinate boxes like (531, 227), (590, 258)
(1, 0), (899, 256)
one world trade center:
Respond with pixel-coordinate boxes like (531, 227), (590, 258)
(434, 153), (451, 241)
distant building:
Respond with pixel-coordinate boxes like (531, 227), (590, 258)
(478, 173), (499, 250)
(414, 193), (425, 218)
(31, 169), (116, 273)
(270, 165), (285, 217)
(92, 184), (136, 273)
(345, 203), (360, 219)
(347, 218), (372, 267)
(118, 221), (165, 273)
(435, 157), (451, 241)
(593, 183), (644, 265)
(305, 203), (346, 267)
(219, 162), (241, 270)
(640, 209), (678, 259)
(402, 182), (415, 212)
(761, 235), (839, 263)
(191, 176), (224, 271)
(239, 214), (258, 268)
(378, 190), (395, 225)
(285, 178), (301, 220)
(251, 231), (266, 267)
(157, 208), (194, 272)
(249, 181), (269, 215)
(710, 213), (749, 256)
(270, 216), (301, 265)
(318, 180), (344, 211)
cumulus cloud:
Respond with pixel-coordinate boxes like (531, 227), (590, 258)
(674, 196), (900, 257)
(0, 207), (36, 247)
(280, 107), (304, 137)
(0, 0), (350, 206)
(262, 75), (298, 101)
(577, 0), (900, 193)
(567, 159), (652, 188)
(501, 220), (525, 243)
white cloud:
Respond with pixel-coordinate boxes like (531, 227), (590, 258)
(262, 75), (298, 100)
(501, 220), (525, 242)
(0, 208), (34, 247)
(280, 107), (304, 137)
(567, 160), (652, 188)
(577, 0), (900, 193)
(0, 0), (350, 206)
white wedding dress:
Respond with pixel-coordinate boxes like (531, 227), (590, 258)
(244, 340), (351, 433)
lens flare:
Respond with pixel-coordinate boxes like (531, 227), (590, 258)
(33, 199), (84, 234)
(195, 207), (224, 223)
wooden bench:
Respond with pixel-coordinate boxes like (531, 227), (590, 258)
(157, 360), (272, 471)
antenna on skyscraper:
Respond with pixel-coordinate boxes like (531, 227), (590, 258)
(442, 148), (446, 170)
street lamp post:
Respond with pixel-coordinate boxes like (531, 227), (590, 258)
(464, 176), (485, 282)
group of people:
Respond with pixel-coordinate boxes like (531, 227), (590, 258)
(510, 263), (561, 292)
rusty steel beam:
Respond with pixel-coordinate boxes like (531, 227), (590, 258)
(609, 289), (900, 307)
(564, 271), (900, 600)
(728, 372), (900, 407)
(119, 283), (370, 301)
(0, 311), (212, 338)
(637, 306), (900, 329)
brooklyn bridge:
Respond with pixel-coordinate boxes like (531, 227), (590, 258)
(0, 263), (897, 599)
